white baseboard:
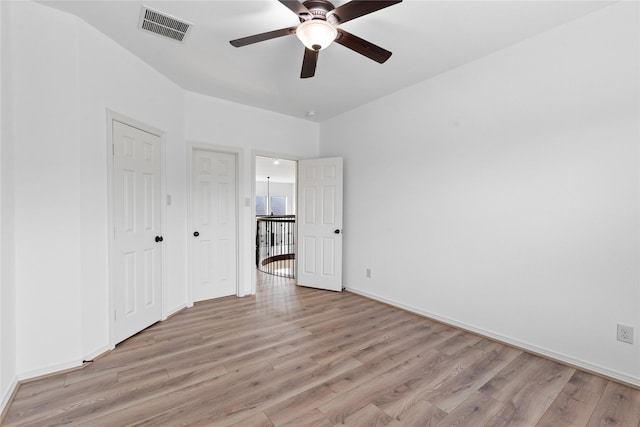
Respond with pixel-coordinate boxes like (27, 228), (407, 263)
(1, 344), (113, 417)
(15, 343), (113, 382)
(345, 286), (640, 388)
(17, 359), (84, 383)
(0, 376), (18, 418)
(83, 345), (113, 363)
(167, 303), (187, 318)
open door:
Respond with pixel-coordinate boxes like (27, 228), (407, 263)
(296, 157), (343, 291)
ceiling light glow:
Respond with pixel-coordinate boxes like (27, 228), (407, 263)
(296, 19), (337, 51)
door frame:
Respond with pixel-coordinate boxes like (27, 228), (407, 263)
(106, 110), (167, 347)
(250, 151), (300, 295)
(187, 142), (242, 306)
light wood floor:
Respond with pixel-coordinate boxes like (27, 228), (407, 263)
(4, 273), (640, 426)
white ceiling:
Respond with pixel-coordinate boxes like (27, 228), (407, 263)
(40, 0), (612, 122)
(256, 156), (296, 183)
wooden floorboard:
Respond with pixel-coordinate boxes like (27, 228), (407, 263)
(4, 272), (640, 426)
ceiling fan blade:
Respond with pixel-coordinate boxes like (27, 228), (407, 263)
(334, 29), (392, 63)
(230, 26), (297, 47)
(301, 48), (319, 78)
(328, 0), (402, 25)
(279, 0), (313, 20)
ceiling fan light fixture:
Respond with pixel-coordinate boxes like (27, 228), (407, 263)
(296, 19), (337, 51)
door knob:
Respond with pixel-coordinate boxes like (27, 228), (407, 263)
(155, 236), (163, 242)
(334, 229), (341, 234)
(193, 231), (199, 237)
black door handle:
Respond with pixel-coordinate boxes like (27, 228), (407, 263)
(155, 236), (163, 242)
(193, 231), (199, 237)
(334, 229), (341, 234)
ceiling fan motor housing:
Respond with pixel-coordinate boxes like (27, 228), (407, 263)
(301, 0), (338, 23)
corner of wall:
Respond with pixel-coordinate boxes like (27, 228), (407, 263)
(0, 0), (18, 415)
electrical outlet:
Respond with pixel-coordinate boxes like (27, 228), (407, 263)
(617, 324), (634, 344)
(366, 268), (371, 278)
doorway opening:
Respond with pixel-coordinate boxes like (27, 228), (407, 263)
(255, 156), (296, 279)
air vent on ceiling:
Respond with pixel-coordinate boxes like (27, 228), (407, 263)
(138, 6), (192, 43)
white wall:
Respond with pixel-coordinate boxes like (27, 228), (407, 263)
(0, 0), (18, 410)
(6, 1), (186, 381)
(320, 2), (640, 385)
(75, 15), (187, 351)
(11, 0), (83, 378)
(185, 92), (318, 296)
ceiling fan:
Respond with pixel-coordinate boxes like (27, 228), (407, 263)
(230, 0), (402, 78)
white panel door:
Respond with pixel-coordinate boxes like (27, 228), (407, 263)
(297, 157), (343, 291)
(191, 150), (237, 301)
(112, 121), (163, 344)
